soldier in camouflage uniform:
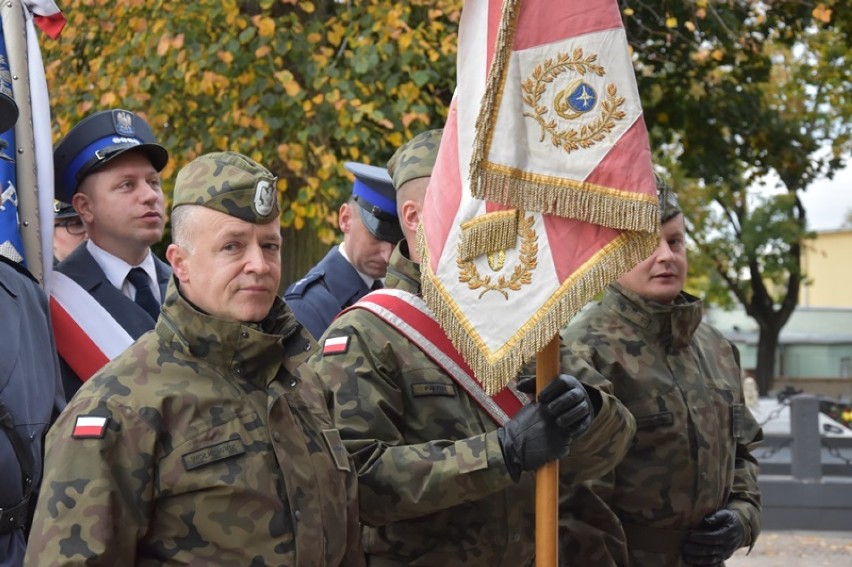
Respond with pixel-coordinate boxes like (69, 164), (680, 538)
(308, 130), (638, 566)
(25, 152), (364, 566)
(558, 179), (763, 566)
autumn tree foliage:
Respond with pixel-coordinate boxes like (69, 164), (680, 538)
(44, 0), (850, 393)
(44, 0), (459, 283)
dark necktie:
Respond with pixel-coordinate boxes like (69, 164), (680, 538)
(127, 267), (160, 321)
(371, 279), (383, 291)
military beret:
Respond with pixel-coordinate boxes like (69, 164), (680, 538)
(53, 109), (169, 203)
(172, 151), (280, 224)
(344, 161), (403, 244)
(0, 91), (18, 134)
(53, 200), (79, 220)
(656, 173), (681, 223)
(387, 129), (443, 191)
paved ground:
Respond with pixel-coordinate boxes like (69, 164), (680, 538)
(728, 530), (851, 566)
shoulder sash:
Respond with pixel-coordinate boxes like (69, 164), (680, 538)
(345, 289), (527, 426)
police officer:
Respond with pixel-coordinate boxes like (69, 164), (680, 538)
(285, 162), (403, 339)
(52, 200), (86, 263)
(308, 130), (637, 566)
(26, 152), (364, 566)
(558, 180), (763, 566)
(0, 91), (65, 567)
(52, 109), (171, 399)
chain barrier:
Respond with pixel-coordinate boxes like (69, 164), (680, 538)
(822, 438), (852, 467)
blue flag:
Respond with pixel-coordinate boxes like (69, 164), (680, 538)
(0, 22), (25, 265)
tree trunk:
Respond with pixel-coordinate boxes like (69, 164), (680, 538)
(754, 326), (780, 396)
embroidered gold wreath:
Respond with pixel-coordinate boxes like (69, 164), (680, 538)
(457, 215), (538, 300)
(522, 48), (626, 153)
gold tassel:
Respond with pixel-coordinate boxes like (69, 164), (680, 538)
(420, 228), (658, 395)
(458, 210), (519, 262)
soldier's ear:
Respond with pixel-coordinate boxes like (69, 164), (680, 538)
(338, 202), (352, 233)
(166, 243), (190, 283)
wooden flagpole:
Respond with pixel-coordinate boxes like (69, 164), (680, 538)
(536, 335), (560, 566)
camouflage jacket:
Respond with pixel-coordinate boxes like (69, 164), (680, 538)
(308, 241), (636, 566)
(25, 279), (364, 567)
(558, 284), (763, 567)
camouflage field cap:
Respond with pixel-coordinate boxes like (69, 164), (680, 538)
(387, 129), (443, 190)
(172, 151), (280, 224)
(656, 173), (681, 223)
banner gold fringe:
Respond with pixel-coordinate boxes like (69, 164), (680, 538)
(469, 0), (521, 204)
(475, 169), (660, 233)
(467, 0), (659, 235)
(458, 209), (518, 262)
(417, 224), (658, 394)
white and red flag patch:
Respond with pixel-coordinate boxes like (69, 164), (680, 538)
(322, 336), (350, 356)
(72, 415), (109, 439)
(418, 0), (660, 394)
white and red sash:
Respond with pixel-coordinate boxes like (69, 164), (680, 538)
(49, 271), (133, 382)
(345, 289), (528, 426)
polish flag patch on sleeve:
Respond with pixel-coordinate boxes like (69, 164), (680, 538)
(322, 336), (350, 355)
(72, 415), (110, 439)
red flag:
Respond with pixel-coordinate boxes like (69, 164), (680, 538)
(419, 0), (658, 394)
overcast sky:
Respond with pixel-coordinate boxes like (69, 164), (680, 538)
(800, 164), (852, 231)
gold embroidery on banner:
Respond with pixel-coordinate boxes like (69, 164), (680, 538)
(457, 214), (538, 300)
(522, 49), (626, 153)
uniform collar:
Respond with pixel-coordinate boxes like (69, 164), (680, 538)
(604, 283), (704, 351)
(156, 278), (304, 388)
(384, 240), (421, 294)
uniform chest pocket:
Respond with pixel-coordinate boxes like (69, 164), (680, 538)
(157, 411), (272, 497)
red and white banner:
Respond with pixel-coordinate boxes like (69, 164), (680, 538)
(418, 0), (659, 394)
(49, 271), (133, 381)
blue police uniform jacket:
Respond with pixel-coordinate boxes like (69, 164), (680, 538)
(0, 257), (65, 567)
(284, 247), (373, 340)
(55, 244), (171, 401)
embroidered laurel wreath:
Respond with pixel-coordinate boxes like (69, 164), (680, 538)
(522, 48), (626, 153)
(457, 215), (538, 300)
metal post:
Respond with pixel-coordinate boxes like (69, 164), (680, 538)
(790, 394), (822, 481)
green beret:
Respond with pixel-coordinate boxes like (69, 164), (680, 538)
(172, 151), (279, 224)
(387, 129), (443, 191)
(656, 173), (681, 223)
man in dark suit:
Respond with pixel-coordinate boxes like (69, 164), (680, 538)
(52, 109), (171, 400)
(284, 162), (402, 339)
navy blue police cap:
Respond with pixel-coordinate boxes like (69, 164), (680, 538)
(53, 109), (169, 203)
(344, 161), (403, 244)
(0, 91), (18, 134)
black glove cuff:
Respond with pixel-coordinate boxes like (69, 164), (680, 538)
(497, 427), (522, 483)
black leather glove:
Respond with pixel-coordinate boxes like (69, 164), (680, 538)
(682, 509), (745, 566)
(498, 374), (593, 482)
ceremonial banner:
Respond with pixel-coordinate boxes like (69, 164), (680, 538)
(0, 0), (64, 282)
(419, 0), (659, 394)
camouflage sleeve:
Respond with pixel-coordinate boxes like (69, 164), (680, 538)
(25, 394), (156, 565)
(559, 386), (636, 483)
(726, 399), (763, 548)
(312, 316), (515, 528)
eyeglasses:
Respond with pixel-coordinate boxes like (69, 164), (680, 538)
(54, 217), (86, 236)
